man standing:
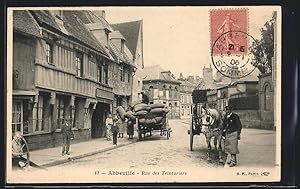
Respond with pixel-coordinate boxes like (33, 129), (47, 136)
(61, 119), (74, 156)
(105, 113), (113, 141)
(112, 115), (120, 145)
(223, 105), (242, 167)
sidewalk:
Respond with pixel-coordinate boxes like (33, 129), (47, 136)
(224, 128), (276, 168)
(29, 136), (138, 168)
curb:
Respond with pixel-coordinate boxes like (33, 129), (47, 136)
(41, 139), (138, 168)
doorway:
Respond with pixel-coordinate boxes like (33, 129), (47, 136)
(91, 102), (109, 138)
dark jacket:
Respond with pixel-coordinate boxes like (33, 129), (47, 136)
(222, 113), (242, 135)
(61, 122), (74, 139)
(111, 121), (120, 134)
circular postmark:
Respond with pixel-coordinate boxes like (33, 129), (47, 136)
(211, 31), (257, 79)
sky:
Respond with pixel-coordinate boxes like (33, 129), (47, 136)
(102, 6), (279, 78)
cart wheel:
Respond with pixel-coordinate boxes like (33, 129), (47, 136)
(12, 135), (30, 168)
(190, 118), (194, 151)
(138, 130), (142, 141)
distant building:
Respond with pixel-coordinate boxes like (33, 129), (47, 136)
(141, 65), (181, 119)
(178, 73), (198, 119)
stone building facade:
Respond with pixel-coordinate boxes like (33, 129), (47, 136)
(142, 65), (181, 119)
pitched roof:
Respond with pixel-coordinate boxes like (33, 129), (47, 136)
(142, 65), (180, 83)
(194, 79), (217, 90)
(71, 11), (133, 66)
(13, 10), (41, 38)
(30, 10), (108, 57)
(109, 41), (134, 66)
(111, 20), (142, 57)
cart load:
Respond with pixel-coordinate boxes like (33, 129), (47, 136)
(132, 102), (171, 140)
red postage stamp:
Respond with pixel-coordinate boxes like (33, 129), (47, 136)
(210, 9), (248, 55)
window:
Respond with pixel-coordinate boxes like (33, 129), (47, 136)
(105, 31), (109, 49)
(76, 52), (83, 77)
(97, 61), (103, 83)
(121, 40), (125, 54)
(117, 96), (123, 107)
(34, 95), (44, 132)
(103, 63), (109, 84)
(128, 72), (131, 83)
(120, 64), (124, 82)
(46, 42), (53, 64)
(56, 96), (65, 129)
(12, 101), (23, 135)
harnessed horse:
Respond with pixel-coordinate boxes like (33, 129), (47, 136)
(200, 108), (225, 163)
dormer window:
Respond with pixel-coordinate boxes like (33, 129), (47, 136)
(105, 30), (110, 49)
(121, 39), (125, 54)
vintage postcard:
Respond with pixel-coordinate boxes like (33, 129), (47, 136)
(6, 6), (281, 183)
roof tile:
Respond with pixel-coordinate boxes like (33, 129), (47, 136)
(13, 10), (41, 37)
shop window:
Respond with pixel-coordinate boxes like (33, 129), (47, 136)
(12, 101), (23, 135)
(56, 96), (66, 129)
(34, 95), (44, 132)
(76, 52), (84, 77)
(46, 42), (53, 64)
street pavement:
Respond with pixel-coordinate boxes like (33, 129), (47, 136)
(13, 119), (276, 170)
(46, 119), (226, 170)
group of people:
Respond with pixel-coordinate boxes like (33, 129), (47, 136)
(105, 107), (136, 146)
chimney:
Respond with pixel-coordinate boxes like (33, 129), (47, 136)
(93, 10), (106, 19)
(101, 10), (106, 19)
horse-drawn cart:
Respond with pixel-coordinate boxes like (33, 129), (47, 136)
(189, 103), (202, 151)
(133, 103), (171, 141)
(188, 89), (225, 163)
(137, 111), (170, 140)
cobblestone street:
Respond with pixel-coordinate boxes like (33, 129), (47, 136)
(48, 119), (224, 170)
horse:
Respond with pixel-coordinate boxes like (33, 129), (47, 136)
(200, 108), (225, 163)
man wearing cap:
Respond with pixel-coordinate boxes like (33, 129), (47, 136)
(222, 105), (242, 167)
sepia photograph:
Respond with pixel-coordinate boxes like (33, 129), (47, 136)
(6, 6), (281, 183)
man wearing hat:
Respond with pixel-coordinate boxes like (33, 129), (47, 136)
(222, 105), (242, 167)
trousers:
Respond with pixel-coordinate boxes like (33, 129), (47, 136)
(112, 132), (118, 145)
(62, 137), (70, 153)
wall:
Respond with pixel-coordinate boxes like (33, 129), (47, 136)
(110, 62), (132, 96)
(13, 33), (36, 90)
(258, 73), (274, 129)
(24, 129), (91, 151)
(234, 110), (261, 129)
